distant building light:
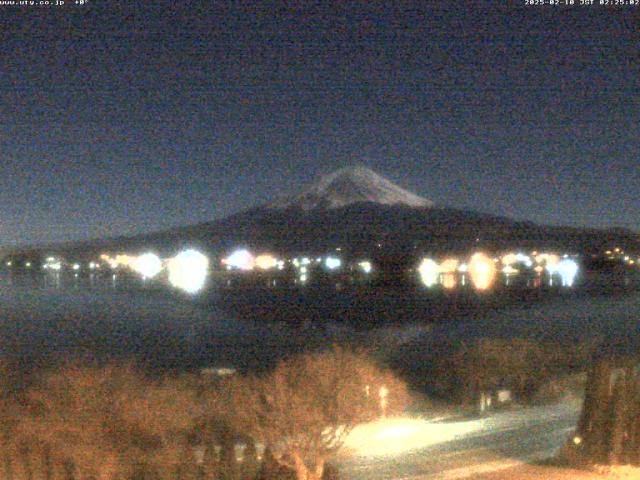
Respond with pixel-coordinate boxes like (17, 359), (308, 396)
(324, 256), (342, 270)
(557, 259), (579, 287)
(439, 258), (459, 274)
(72, 263), (80, 271)
(537, 253), (560, 269)
(516, 253), (533, 267)
(502, 253), (532, 268)
(468, 252), (497, 290)
(168, 249), (209, 293)
(255, 254), (278, 270)
(358, 260), (372, 274)
(441, 273), (457, 289)
(46, 261), (61, 271)
(502, 253), (517, 266)
(132, 253), (163, 279)
(222, 249), (255, 271)
(418, 258), (439, 288)
(502, 265), (519, 275)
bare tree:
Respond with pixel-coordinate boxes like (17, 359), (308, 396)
(9, 352), (407, 480)
(19, 364), (203, 480)
(115, 372), (204, 480)
(19, 364), (133, 480)
(223, 346), (410, 480)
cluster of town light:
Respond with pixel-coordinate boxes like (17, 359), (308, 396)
(99, 249), (209, 293)
(605, 247), (640, 267)
(42, 256), (62, 271)
(11, 242), (637, 300)
(418, 251), (579, 291)
(39, 250), (210, 293)
(29, 245), (588, 294)
(219, 247), (582, 291)
(220, 248), (375, 285)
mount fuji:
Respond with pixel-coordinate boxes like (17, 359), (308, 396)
(268, 166), (434, 211)
(11, 166), (640, 259)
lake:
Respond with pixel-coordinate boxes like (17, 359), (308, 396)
(1, 272), (639, 374)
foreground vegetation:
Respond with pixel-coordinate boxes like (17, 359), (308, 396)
(0, 334), (600, 480)
(389, 336), (595, 406)
(0, 347), (409, 480)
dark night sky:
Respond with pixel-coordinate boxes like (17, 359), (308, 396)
(0, 1), (638, 246)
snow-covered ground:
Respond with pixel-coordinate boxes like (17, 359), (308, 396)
(338, 401), (581, 480)
(342, 416), (487, 458)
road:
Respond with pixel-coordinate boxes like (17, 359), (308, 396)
(338, 400), (581, 480)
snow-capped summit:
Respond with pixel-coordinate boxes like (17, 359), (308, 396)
(269, 166), (434, 211)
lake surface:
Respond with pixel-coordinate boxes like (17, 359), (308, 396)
(1, 272), (639, 374)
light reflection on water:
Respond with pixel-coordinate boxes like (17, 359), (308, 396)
(0, 273), (639, 373)
(0, 272), (301, 372)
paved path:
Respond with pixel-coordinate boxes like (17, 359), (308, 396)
(339, 401), (581, 480)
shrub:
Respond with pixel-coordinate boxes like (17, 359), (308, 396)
(430, 337), (596, 404)
(223, 346), (410, 480)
